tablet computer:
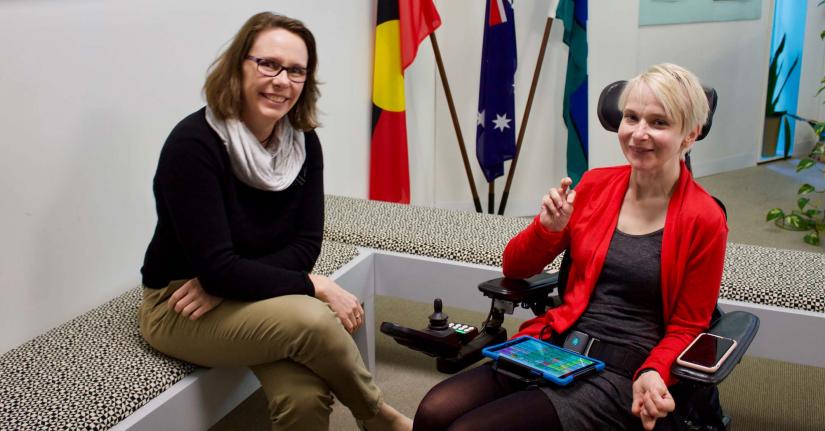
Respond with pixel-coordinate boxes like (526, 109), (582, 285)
(482, 336), (605, 386)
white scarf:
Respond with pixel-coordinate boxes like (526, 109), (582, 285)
(205, 106), (306, 191)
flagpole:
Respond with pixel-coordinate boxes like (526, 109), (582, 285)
(429, 33), (483, 213)
(498, 16), (554, 215)
(488, 181), (495, 214)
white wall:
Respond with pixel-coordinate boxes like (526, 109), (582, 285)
(411, 0), (775, 213)
(588, 1), (775, 177)
(0, 0), (375, 354)
(424, 0), (570, 215)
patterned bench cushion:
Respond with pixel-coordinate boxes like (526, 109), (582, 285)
(325, 195), (825, 314)
(721, 243), (824, 313)
(0, 241), (359, 430)
(325, 195), (531, 267)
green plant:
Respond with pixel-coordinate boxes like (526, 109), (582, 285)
(766, 124), (825, 246)
(764, 18), (824, 246)
(764, 34), (799, 159)
(766, 34), (799, 117)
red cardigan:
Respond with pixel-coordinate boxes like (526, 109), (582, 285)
(505, 162), (727, 385)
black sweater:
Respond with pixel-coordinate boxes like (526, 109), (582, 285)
(141, 108), (323, 301)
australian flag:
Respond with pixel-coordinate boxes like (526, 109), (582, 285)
(476, 0), (517, 183)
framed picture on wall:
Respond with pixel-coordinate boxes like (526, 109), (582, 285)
(639, 0), (762, 26)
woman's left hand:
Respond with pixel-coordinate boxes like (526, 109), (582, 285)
(168, 278), (224, 320)
(631, 370), (675, 430)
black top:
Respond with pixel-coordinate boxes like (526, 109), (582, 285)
(572, 228), (665, 355)
(543, 228), (666, 431)
(141, 108), (324, 301)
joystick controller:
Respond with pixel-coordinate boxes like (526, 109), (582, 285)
(428, 299), (449, 330)
(380, 272), (560, 374)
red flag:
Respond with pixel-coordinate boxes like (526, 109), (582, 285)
(370, 0), (441, 203)
(399, 0), (442, 69)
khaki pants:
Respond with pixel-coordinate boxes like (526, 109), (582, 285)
(138, 280), (382, 431)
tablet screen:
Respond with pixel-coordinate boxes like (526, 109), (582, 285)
(494, 337), (597, 379)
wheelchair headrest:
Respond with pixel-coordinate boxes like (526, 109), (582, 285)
(596, 80), (718, 141)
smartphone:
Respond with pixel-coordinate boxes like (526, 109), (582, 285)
(676, 333), (737, 373)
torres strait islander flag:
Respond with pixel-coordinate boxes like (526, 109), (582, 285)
(370, 0), (442, 203)
(556, 0), (588, 186)
(476, 0), (517, 183)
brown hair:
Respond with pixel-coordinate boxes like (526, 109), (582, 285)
(203, 12), (320, 131)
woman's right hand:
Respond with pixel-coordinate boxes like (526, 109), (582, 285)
(167, 278), (223, 320)
(309, 274), (364, 333)
(632, 370), (675, 430)
(539, 177), (576, 232)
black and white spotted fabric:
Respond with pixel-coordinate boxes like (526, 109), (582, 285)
(721, 243), (824, 313)
(325, 195), (824, 313)
(325, 195), (550, 268)
(0, 287), (192, 431)
(311, 240), (360, 277)
(0, 240), (358, 431)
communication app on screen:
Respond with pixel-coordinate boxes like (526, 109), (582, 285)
(498, 339), (594, 378)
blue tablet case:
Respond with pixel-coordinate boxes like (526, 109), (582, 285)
(482, 336), (605, 386)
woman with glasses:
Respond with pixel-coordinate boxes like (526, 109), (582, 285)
(138, 12), (410, 431)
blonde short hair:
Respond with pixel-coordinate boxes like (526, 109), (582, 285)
(619, 63), (709, 135)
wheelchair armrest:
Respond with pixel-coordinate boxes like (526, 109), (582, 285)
(478, 272), (559, 304)
(671, 311), (760, 385)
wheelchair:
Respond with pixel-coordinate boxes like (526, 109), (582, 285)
(381, 81), (760, 431)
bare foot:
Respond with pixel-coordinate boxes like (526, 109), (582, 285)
(361, 402), (412, 431)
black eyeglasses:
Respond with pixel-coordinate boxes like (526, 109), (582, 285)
(246, 55), (308, 83)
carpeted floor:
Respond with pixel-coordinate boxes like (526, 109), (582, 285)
(211, 160), (825, 430)
(696, 161), (825, 254)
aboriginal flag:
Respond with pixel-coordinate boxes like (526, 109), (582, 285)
(370, 0), (441, 203)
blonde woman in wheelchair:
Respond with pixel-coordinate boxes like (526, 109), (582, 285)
(414, 63), (726, 431)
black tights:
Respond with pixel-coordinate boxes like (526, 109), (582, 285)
(413, 363), (562, 431)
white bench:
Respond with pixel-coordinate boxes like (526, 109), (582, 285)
(2, 195), (823, 430)
(322, 195), (825, 368)
(0, 241), (361, 431)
